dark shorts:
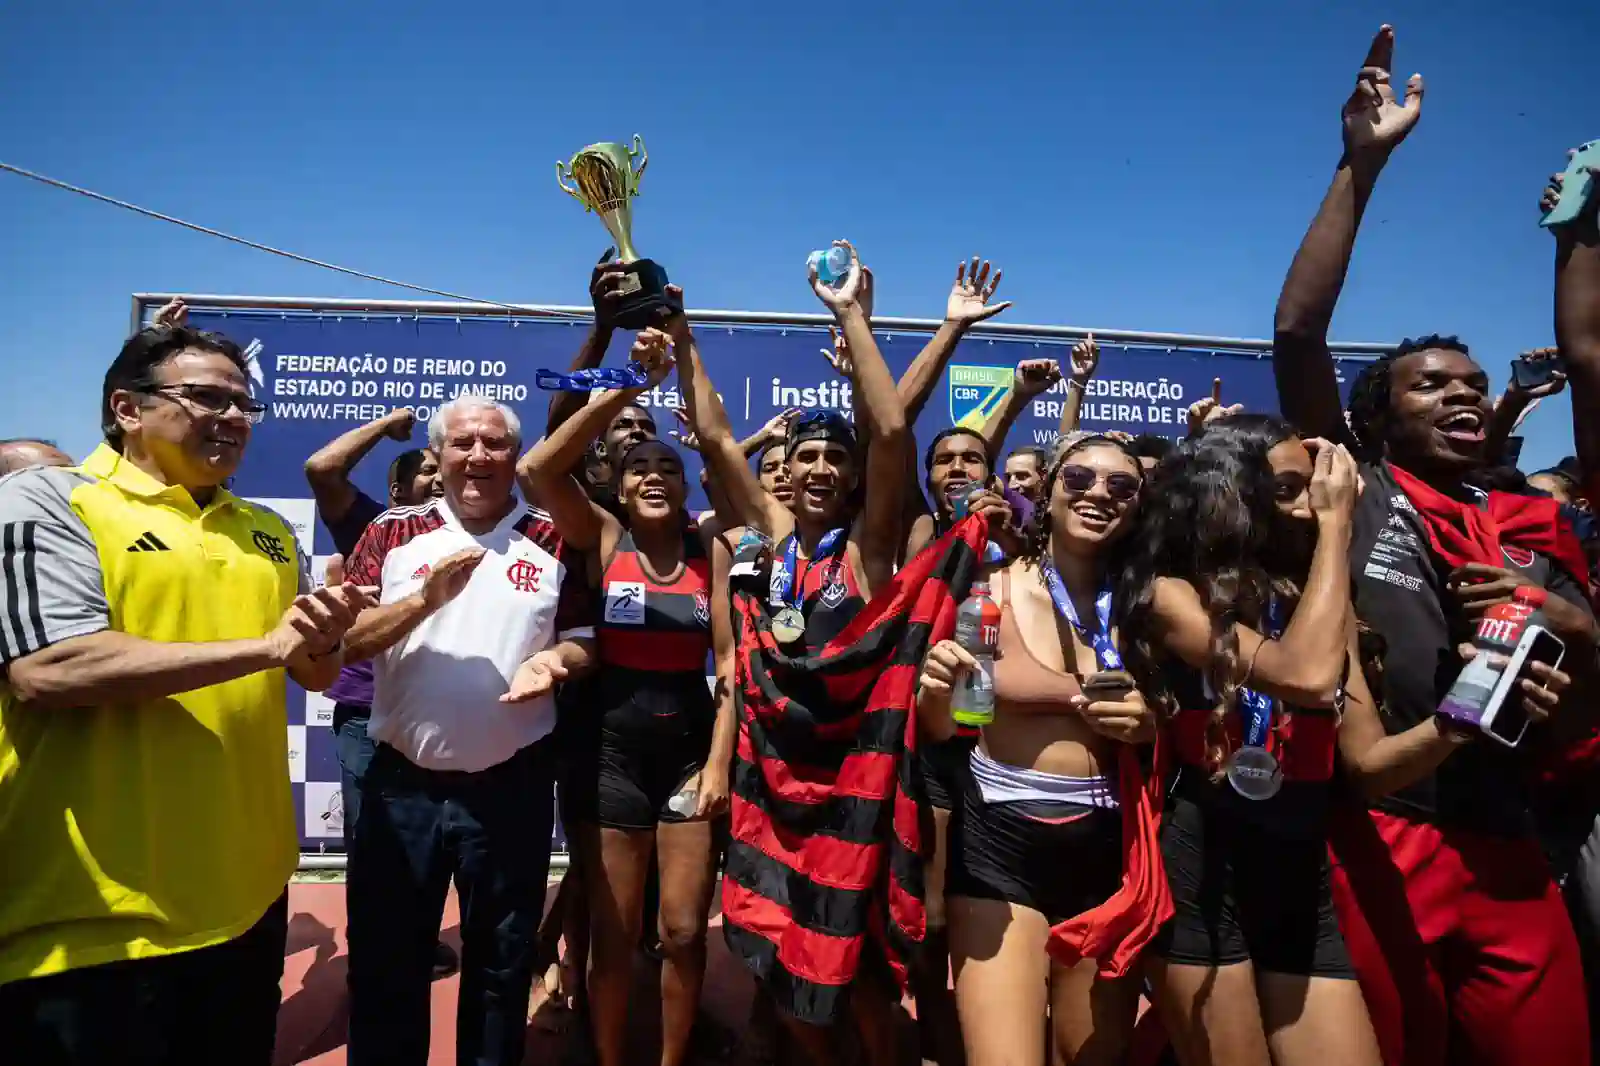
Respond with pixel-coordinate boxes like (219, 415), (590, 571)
(593, 727), (709, 830)
(920, 734), (976, 813)
(566, 669), (714, 832)
(1152, 781), (1352, 977)
(947, 773), (1122, 923)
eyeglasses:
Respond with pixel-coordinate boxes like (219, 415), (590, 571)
(1058, 464), (1141, 501)
(150, 384), (267, 424)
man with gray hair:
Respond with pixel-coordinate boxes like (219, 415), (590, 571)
(338, 396), (597, 1066)
(0, 438), (73, 475)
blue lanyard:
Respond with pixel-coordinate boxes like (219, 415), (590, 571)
(1040, 562), (1121, 671)
(771, 529), (845, 608)
(534, 362), (650, 393)
(1237, 598), (1285, 748)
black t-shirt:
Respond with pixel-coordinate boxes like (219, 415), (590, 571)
(325, 490), (386, 558)
(1351, 462), (1592, 837)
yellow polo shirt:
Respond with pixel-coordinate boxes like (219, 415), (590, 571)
(0, 445), (307, 986)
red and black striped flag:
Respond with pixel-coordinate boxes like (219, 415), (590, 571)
(720, 515), (988, 1025)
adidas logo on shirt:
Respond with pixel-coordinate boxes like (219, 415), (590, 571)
(127, 532), (170, 553)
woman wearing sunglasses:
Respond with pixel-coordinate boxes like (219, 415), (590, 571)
(516, 332), (735, 1066)
(1116, 415), (1388, 1066)
(916, 433), (1158, 1066)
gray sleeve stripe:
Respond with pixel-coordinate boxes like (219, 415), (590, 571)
(2, 521), (47, 655)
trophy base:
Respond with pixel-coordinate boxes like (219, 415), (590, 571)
(612, 259), (682, 330)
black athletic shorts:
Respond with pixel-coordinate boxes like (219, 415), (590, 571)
(1151, 775), (1353, 977)
(947, 772), (1122, 923)
(585, 668), (715, 831)
(920, 734), (977, 812)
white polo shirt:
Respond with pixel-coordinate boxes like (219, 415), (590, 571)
(344, 496), (594, 772)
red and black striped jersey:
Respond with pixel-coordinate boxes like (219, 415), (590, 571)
(598, 526), (712, 674)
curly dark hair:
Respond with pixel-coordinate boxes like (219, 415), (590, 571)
(1115, 413), (1309, 778)
(1345, 334), (1470, 460)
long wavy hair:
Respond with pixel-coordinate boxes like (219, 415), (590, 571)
(1116, 415), (1309, 777)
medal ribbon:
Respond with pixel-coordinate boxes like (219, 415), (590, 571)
(1040, 562), (1121, 671)
(771, 529), (846, 609)
(1237, 597), (1284, 750)
(534, 362), (650, 393)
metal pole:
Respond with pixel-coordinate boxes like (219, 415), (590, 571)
(298, 851), (572, 872)
(132, 292), (1392, 357)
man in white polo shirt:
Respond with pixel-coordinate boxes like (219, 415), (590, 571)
(339, 396), (596, 1066)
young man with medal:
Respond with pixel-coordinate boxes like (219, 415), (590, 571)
(1270, 25), (1597, 1066)
(660, 243), (916, 1066)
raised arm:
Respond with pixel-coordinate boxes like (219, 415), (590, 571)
(813, 242), (909, 593)
(1548, 157), (1600, 477)
(304, 409), (416, 521)
(897, 258), (1012, 423)
(979, 358), (1062, 463)
(665, 311), (793, 539)
(545, 254), (628, 438)
(1057, 336), (1099, 438)
(1150, 442), (1359, 707)
(518, 343), (673, 551)
(1484, 349), (1565, 464)
(1273, 25), (1423, 442)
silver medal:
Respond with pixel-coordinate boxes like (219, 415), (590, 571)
(770, 607), (806, 646)
(1226, 746), (1283, 801)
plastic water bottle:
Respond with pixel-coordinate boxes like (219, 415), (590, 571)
(667, 781), (698, 817)
(951, 581), (1001, 727)
(807, 245), (852, 287)
(1436, 585), (1549, 738)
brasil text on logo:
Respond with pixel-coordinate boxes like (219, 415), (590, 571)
(948, 365), (1015, 430)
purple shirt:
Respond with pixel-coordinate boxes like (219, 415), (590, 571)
(322, 491), (386, 709)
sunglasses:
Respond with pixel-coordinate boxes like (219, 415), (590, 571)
(1058, 463), (1141, 502)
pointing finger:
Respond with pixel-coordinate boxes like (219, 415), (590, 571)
(1362, 24), (1395, 72)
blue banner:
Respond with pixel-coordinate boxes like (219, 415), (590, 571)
(179, 305), (1365, 851)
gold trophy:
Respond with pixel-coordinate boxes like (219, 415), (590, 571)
(557, 135), (680, 328)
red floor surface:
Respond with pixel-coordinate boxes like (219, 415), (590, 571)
(276, 878), (1167, 1066)
(275, 878), (763, 1066)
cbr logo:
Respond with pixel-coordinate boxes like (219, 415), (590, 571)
(948, 364), (1014, 431)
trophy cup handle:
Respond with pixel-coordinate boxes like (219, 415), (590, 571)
(629, 134), (649, 187)
(556, 160), (582, 202)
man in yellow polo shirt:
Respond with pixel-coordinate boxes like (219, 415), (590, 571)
(0, 323), (373, 1065)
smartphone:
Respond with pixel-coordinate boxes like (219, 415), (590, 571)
(1442, 625), (1565, 748)
(1542, 140), (1600, 228)
(1511, 353), (1566, 391)
(1081, 672), (1133, 700)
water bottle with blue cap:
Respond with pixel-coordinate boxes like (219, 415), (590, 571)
(806, 245), (853, 288)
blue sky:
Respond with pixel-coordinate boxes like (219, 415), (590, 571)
(2, 0), (1595, 469)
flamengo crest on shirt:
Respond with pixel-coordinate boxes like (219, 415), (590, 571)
(506, 558), (543, 593)
(252, 529), (290, 563)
